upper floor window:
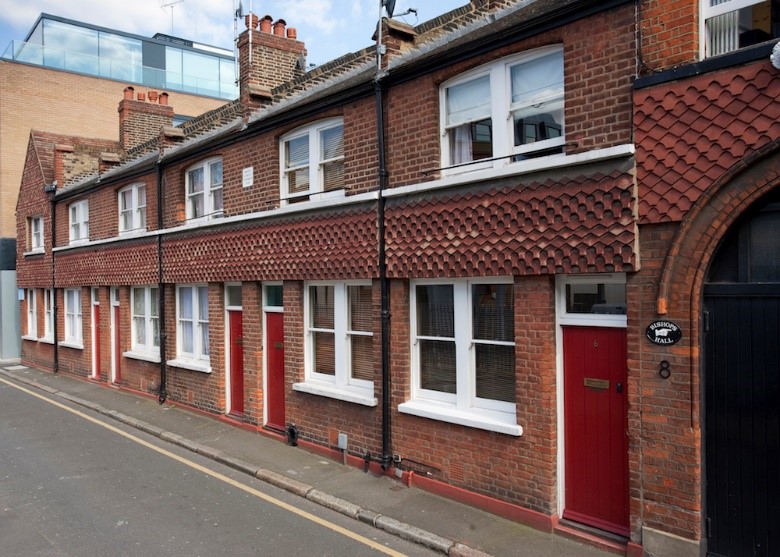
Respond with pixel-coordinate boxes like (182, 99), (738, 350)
(119, 183), (146, 234)
(703, 0), (778, 57)
(185, 158), (223, 222)
(69, 200), (89, 244)
(441, 46), (564, 174)
(280, 118), (344, 205)
(27, 216), (43, 252)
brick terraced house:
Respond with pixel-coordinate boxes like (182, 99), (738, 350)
(15, 1), (780, 556)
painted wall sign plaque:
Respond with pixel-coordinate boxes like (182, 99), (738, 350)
(646, 321), (682, 345)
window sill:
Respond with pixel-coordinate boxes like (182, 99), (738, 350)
(39, 336), (55, 345)
(167, 358), (211, 374)
(292, 381), (377, 407)
(69, 239), (89, 246)
(398, 400), (522, 436)
(23, 249), (45, 257)
(124, 350), (161, 364)
(21, 334), (38, 341)
(58, 340), (84, 350)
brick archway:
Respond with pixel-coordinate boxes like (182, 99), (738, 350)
(656, 138), (780, 317)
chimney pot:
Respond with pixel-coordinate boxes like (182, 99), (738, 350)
(137, 92), (146, 101)
(245, 13), (259, 29)
(159, 92), (169, 105)
(287, 27), (297, 40)
(124, 86), (135, 100)
(260, 15), (273, 33)
(273, 19), (286, 37)
(148, 90), (159, 102)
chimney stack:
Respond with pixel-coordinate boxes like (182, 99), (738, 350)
(118, 86), (175, 153)
(237, 14), (306, 110)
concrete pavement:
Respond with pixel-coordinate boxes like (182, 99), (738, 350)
(0, 362), (613, 557)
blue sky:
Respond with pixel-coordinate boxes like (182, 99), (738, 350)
(0, 1), (467, 67)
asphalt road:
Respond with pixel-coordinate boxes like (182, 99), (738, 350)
(0, 379), (438, 557)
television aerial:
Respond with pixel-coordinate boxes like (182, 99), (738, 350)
(161, 0), (184, 35)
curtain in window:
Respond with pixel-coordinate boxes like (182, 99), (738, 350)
(198, 286), (209, 356)
(472, 284), (515, 402)
(349, 285), (373, 381)
(151, 287), (160, 347)
(209, 162), (223, 214)
(285, 135), (310, 194)
(137, 185), (146, 227)
(188, 168), (205, 218)
(321, 125), (344, 192)
(311, 285), (335, 375)
(446, 75), (490, 127)
(417, 285), (456, 393)
(179, 288), (193, 353)
(510, 51), (563, 108)
(133, 287), (146, 345)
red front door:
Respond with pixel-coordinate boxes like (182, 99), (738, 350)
(92, 303), (101, 379)
(563, 326), (629, 536)
(112, 304), (121, 384)
(266, 312), (285, 430)
(229, 310), (244, 416)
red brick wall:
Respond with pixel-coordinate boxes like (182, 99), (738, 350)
(284, 281), (384, 458)
(639, 0), (699, 73)
(390, 275), (558, 514)
(384, 4), (636, 188)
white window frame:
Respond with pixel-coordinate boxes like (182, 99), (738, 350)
(25, 289), (37, 339)
(169, 284), (210, 372)
(399, 277), (522, 436)
(69, 200), (89, 244)
(129, 286), (160, 357)
(279, 118), (345, 205)
(63, 288), (83, 347)
(555, 273), (628, 329)
(440, 45), (565, 175)
(185, 158), (223, 222)
(28, 216), (44, 252)
(293, 281), (376, 406)
(118, 183), (147, 234)
(43, 289), (54, 342)
(701, 0), (768, 58)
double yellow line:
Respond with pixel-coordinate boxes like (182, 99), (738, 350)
(0, 377), (407, 557)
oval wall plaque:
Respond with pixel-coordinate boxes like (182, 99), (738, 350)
(646, 321), (682, 345)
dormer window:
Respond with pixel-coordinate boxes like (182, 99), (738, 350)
(441, 46), (564, 174)
(280, 118), (344, 205)
(185, 158), (223, 222)
(703, 0), (777, 57)
(118, 183), (146, 234)
(69, 200), (89, 244)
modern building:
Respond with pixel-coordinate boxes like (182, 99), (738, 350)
(0, 13), (236, 358)
(14, 1), (780, 556)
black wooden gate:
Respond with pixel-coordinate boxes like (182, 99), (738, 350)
(704, 285), (780, 557)
(704, 194), (780, 557)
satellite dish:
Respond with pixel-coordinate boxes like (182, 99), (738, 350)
(383, 0), (396, 18)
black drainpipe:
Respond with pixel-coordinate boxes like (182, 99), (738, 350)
(48, 187), (59, 373)
(375, 78), (391, 470)
(156, 163), (168, 403)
